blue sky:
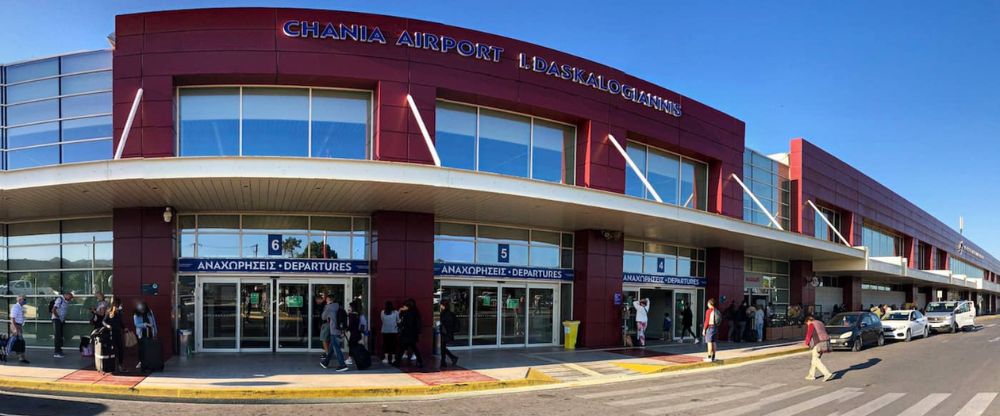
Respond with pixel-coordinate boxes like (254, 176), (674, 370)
(3, 1), (998, 257)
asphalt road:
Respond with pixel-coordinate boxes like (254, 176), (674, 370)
(3, 322), (1000, 416)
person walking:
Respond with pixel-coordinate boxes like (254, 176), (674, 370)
(438, 300), (459, 368)
(632, 298), (650, 347)
(661, 312), (672, 341)
(132, 300), (158, 370)
(7, 295), (29, 364)
(397, 298), (424, 368)
(345, 300), (365, 367)
(754, 304), (765, 342)
(50, 292), (73, 358)
(102, 297), (126, 373)
(320, 295), (349, 372)
(803, 314), (834, 382)
(380, 301), (399, 365)
(736, 301), (749, 342)
(314, 295), (330, 359)
(680, 304), (698, 343)
(703, 298), (721, 362)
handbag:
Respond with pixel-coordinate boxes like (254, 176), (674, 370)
(124, 330), (139, 348)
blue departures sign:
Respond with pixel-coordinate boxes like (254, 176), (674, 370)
(623, 273), (706, 287)
(178, 258), (369, 275)
(434, 262), (574, 281)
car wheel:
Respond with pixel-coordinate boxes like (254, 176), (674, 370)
(924, 326), (930, 338)
(852, 337), (862, 352)
(950, 323), (957, 333)
(904, 330), (911, 342)
(877, 333), (885, 346)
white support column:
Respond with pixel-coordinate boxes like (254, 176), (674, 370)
(114, 88), (144, 160)
(730, 173), (784, 231)
(405, 94), (441, 167)
(607, 134), (662, 203)
(806, 200), (851, 247)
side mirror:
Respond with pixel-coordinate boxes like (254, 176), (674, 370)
(861, 322), (868, 328)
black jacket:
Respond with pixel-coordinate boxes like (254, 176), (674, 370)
(440, 309), (458, 341)
(399, 309), (422, 341)
(681, 308), (693, 327)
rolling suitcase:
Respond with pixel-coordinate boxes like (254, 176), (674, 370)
(92, 328), (115, 374)
(140, 338), (164, 372)
(350, 343), (372, 370)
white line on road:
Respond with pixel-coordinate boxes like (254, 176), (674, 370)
(828, 392), (904, 416)
(955, 392), (998, 416)
(606, 383), (749, 406)
(986, 324), (996, 328)
(576, 378), (716, 399)
(639, 383), (784, 415)
(898, 393), (951, 416)
(704, 385), (823, 416)
(987, 337), (1000, 343)
(763, 388), (863, 416)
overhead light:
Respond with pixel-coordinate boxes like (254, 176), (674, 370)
(163, 207), (174, 223)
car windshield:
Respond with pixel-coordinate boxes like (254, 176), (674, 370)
(926, 302), (957, 312)
(883, 312), (909, 321)
(827, 314), (859, 327)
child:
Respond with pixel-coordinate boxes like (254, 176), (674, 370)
(662, 312), (673, 341)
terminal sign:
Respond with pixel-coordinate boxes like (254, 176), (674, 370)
(178, 258), (369, 275)
(434, 262), (574, 281)
(623, 273), (706, 287)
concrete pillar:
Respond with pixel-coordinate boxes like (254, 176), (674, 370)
(903, 284), (918, 306)
(370, 211), (435, 356)
(789, 260), (815, 306)
(706, 248), (744, 341)
(113, 207), (176, 358)
(841, 276), (862, 311)
(572, 230), (624, 348)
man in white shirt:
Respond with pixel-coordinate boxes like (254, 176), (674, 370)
(8, 295), (29, 364)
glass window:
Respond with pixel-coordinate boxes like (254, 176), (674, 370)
(626, 143), (707, 211)
(311, 90), (369, 159)
(61, 71), (112, 95)
(7, 146), (60, 170)
(61, 92), (111, 118)
(60, 52), (112, 74)
(178, 88), (240, 156)
(6, 58), (58, 84)
(478, 109), (530, 178)
(7, 122), (59, 148)
(198, 215), (240, 230)
(6, 99), (59, 126)
(624, 144), (648, 198)
(680, 159), (707, 210)
(61, 218), (112, 242)
(434, 222), (572, 268)
(436, 102), (477, 170)
(532, 120), (574, 184)
(647, 149), (680, 205)
(62, 140), (112, 164)
(241, 88), (309, 157)
(8, 246), (61, 270)
(241, 215), (309, 232)
(6, 78), (58, 104)
(62, 116), (113, 141)
(196, 234), (240, 258)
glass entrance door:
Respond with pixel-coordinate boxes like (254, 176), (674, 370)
(201, 281), (238, 350)
(309, 280), (350, 351)
(472, 286), (498, 346)
(240, 279), (272, 350)
(527, 287), (555, 344)
(500, 286), (527, 345)
(438, 285), (472, 347)
(276, 280), (309, 350)
(674, 290), (694, 339)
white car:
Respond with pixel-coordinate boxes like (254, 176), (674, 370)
(925, 301), (977, 333)
(881, 310), (929, 341)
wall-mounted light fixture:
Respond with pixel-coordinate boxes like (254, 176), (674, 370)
(163, 207), (174, 223)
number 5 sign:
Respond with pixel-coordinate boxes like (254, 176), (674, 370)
(497, 243), (510, 263)
(268, 234), (283, 256)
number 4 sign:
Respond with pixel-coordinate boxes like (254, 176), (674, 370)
(268, 234), (283, 256)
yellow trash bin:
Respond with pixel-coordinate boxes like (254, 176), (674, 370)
(562, 321), (581, 350)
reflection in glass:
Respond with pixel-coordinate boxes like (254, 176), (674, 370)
(60, 71), (112, 95)
(625, 144), (648, 198)
(6, 58), (58, 83)
(63, 140), (112, 164)
(61, 92), (112, 118)
(528, 288), (554, 344)
(7, 146), (60, 170)
(436, 102), (477, 170)
(478, 109), (530, 178)
(6, 99), (59, 126)
(500, 286), (527, 345)
(532, 120), (573, 183)
(472, 286), (498, 346)
(178, 88), (240, 156)
(311, 90), (369, 159)
(240, 281), (272, 349)
(60, 51), (112, 74)
(62, 116), (113, 141)
(647, 149), (680, 205)
(7, 122), (59, 148)
(438, 285), (471, 347)
(277, 283), (309, 349)
(6, 78), (58, 104)
(242, 88), (309, 157)
(202, 282), (238, 349)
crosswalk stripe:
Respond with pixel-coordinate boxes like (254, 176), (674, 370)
(763, 388), (863, 416)
(576, 378), (716, 399)
(955, 392), (998, 416)
(899, 393), (951, 416)
(606, 383), (749, 407)
(829, 392), (904, 416)
(638, 383), (784, 415)
(705, 385), (824, 416)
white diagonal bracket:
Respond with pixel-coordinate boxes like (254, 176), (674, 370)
(405, 94), (441, 167)
(731, 173), (783, 231)
(114, 88), (143, 160)
(806, 199), (851, 247)
(607, 134), (662, 203)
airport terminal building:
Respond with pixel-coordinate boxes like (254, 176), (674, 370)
(1, 8), (998, 356)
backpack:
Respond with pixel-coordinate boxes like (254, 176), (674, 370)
(335, 307), (348, 331)
(711, 308), (722, 326)
(48, 298), (58, 317)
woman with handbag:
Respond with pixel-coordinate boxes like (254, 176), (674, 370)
(102, 297), (128, 373)
(132, 300), (158, 371)
(803, 314), (834, 381)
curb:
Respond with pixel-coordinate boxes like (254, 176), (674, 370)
(0, 348), (806, 403)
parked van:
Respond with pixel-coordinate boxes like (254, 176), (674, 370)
(924, 300), (976, 333)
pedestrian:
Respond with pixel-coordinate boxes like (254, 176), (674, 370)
(380, 301), (399, 364)
(736, 301), (749, 342)
(803, 314), (834, 382)
(832, 303), (840, 316)
(438, 300), (459, 368)
(319, 295), (348, 372)
(632, 298), (650, 346)
(103, 297), (126, 373)
(397, 298), (424, 368)
(661, 312), (672, 341)
(883, 304), (892, 317)
(50, 292), (74, 358)
(703, 298), (721, 362)
(91, 291), (109, 330)
(754, 305), (765, 342)
(7, 295), (29, 364)
(681, 304), (698, 343)
(725, 301), (739, 342)
(315, 295), (330, 359)
(345, 300), (364, 367)
(132, 300), (158, 370)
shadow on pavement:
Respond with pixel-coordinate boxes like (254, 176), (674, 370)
(0, 393), (107, 415)
(835, 358), (881, 379)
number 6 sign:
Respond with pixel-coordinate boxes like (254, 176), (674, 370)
(268, 234), (283, 256)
